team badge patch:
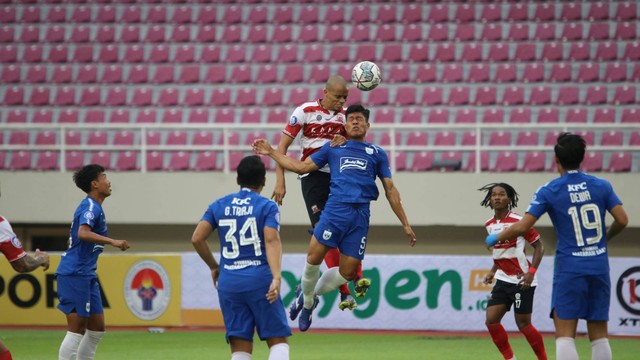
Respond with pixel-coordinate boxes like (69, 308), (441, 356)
(365, 147), (374, 155)
(289, 116), (298, 126)
(83, 211), (94, 220)
(322, 230), (332, 240)
(10, 236), (22, 249)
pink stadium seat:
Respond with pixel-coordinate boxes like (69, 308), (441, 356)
(376, 24), (397, 42)
(45, 25), (65, 43)
(0, 45), (17, 62)
(615, 22), (636, 40)
(247, 25), (268, 43)
(561, 3), (582, 20)
(521, 151), (545, 172)
(612, 86), (636, 105)
(576, 63), (599, 83)
(604, 63), (627, 82)
(84, 109), (105, 124)
(145, 131), (162, 146)
(540, 42), (563, 62)
(212, 108), (233, 124)
(9, 131), (29, 145)
(464, 151), (489, 172)
(474, 86), (497, 106)
(53, 86), (75, 106)
(537, 108), (559, 124)
(455, 109), (477, 124)
(509, 108), (532, 124)
(394, 87), (417, 106)
(544, 130), (564, 146)
(97, 44), (118, 63)
(221, 5), (242, 24)
(186, 109), (208, 124)
(169, 25), (191, 42)
(29, 86), (51, 106)
(593, 108), (616, 123)
(129, 87), (151, 106)
(152, 65), (174, 84)
(196, 6), (216, 24)
(528, 86), (552, 105)
(3, 86), (24, 105)
(400, 24), (422, 42)
(392, 151), (407, 172)
(420, 86), (443, 106)
(630, 131), (640, 145)
(410, 152), (434, 172)
(406, 131), (427, 146)
(407, 44), (428, 63)
(8, 151), (32, 170)
(501, 91), (528, 111)
(567, 42), (589, 61)
(192, 151), (219, 171)
(588, 2), (610, 21)
(177, 65), (199, 84)
(467, 64), (489, 83)
(113, 131), (135, 146)
(486, 43), (509, 62)
(584, 86), (608, 105)
(1, 65), (20, 83)
(145, 151), (164, 171)
(615, 2), (637, 21)
(166, 131), (187, 145)
(492, 151), (518, 172)
(548, 63), (571, 83)
(600, 131), (624, 147)
(447, 86), (470, 106)
(521, 63), (544, 83)
(386, 64), (410, 83)
(70, 26), (91, 43)
(507, 23), (530, 42)
(434, 131), (456, 146)
(566, 108), (587, 123)
(621, 108), (640, 123)
(414, 64), (436, 84)
(19, 25), (40, 43)
(533, 3), (556, 21)
(588, 23), (610, 41)
(269, 25), (292, 43)
(454, 4), (475, 23)
(276, 44), (298, 63)
(194, 25), (216, 43)
(71, 45), (93, 63)
(595, 42), (618, 61)
(161, 109), (183, 123)
(461, 130), (478, 146)
(112, 151), (138, 171)
(57, 109), (78, 124)
(6, 109), (26, 124)
(458, 43), (481, 62)
(51, 65), (72, 84)
(632, 64), (640, 82)
(433, 43), (455, 62)
(365, 87), (388, 106)
(427, 4), (449, 23)
(607, 152), (632, 172)
(89, 151), (111, 168)
(145, 26), (166, 43)
(439, 64), (463, 83)
(581, 152), (604, 172)
(427, 108), (449, 124)
(351, 25), (372, 42)
(34, 151), (58, 171)
(494, 64), (516, 83)
(0, 26), (14, 43)
(273, 5), (293, 24)
(488, 131), (511, 146)
(479, 23), (502, 41)
(135, 109), (157, 124)
(557, 86), (580, 105)
(437, 151), (463, 171)
(380, 44), (402, 63)
(298, 5), (319, 23)
(234, 88), (256, 106)
(103, 87), (125, 106)
(427, 23), (448, 42)
(513, 43), (537, 62)
(302, 44), (324, 63)
(506, 3), (528, 22)
(516, 131), (538, 146)
(482, 108), (504, 124)
(453, 23), (475, 42)
(0, 7), (16, 23)
(399, 108), (421, 124)
(86, 130), (107, 146)
(575, 131), (595, 146)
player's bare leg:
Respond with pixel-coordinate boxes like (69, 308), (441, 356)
(553, 310), (579, 360)
(229, 337), (253, 360)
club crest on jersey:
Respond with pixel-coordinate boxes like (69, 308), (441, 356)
(316, 115), (322, 121)
(83, 211), (94, 220)
(289, 116), (298, 126)
(365, 147), (374, 155)
(339, 157), (367, 172)
(322, 229), (332, 240)
(10, 236), (22, 249)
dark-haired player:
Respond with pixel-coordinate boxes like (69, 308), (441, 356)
(486, 133), (628, 360)
(479, 183), (547, 360)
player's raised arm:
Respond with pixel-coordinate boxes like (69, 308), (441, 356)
(252, 139), (319, 175)
(380, 177), (416, 247)
(272, 134), (295, 206)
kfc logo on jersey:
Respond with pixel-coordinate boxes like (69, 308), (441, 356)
(231, 197), (251, 205)
(124, 260), (171, 321)
(289, 116), (298, 126)
(322, 230), (332, 240)
(339, 157), (368, 172)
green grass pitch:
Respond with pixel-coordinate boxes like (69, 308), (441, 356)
(1, 329), (639, 359)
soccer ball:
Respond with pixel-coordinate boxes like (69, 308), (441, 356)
(351, 61), (382, 91)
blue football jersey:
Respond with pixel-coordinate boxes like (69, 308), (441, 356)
(526, 170), (622, 275)
(201, 188), (280, 293)
(310, 140), (392, 204)
(56, 197), (108, 276)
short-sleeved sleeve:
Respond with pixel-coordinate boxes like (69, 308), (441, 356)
(283, 106), (305, 139)
(526, 186), (549, 219)
(376, 147), (392, 179)
(0, 218), (27, 262)
(523, 227), (541, 244)
(310, 142), (330, 169)
(604, 181), (623, 211)
(200, 202), (218, 230)
(79, 203), (102, 229)
(263, 201), (280, 231)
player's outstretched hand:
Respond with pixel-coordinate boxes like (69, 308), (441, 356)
(330, 134), (347, 147)
(112, 239), (130, 251)
(252, 139), (272, 155)
(35, 248), (50, 271)
(271, 184), (286, 206)
(266, 278), (281, 304)
(404, 225), (417, 247)
(485, 233), (499, 247)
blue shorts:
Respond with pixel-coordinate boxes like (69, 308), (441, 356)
(313, 202), (370, 260)
(56, 275), (103, 317)
(551, 272), (610, 321)
(218, 286), (291, 342)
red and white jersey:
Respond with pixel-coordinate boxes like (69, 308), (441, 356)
(282, 100), (346, 173)
(485, 211), (540, 285)
(0, 216), (27, 263)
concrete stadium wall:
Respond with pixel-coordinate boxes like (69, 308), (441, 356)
(1, 170), (638, 227)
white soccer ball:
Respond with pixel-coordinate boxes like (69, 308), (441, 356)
(351, 61), (382, 91)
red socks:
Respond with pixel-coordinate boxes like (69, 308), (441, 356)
(487, 323), (514, 359)
(0, 349), (13, 360)
(520, 324), (548, 360)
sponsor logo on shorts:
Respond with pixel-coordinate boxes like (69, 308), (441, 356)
(124, 260), (171, 321)
(322, 230), (332, 240)
(616, 266), (640, 316)
(339, 157), (367, 172)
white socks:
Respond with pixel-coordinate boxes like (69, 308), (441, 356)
(268, 343), (289, 360)
(301, 262), (320, 309)
(556, 337), (579, 360)
(59, 331), (83, 360)
(314, 267), (348, 296)
(591, 338), (612, 360)
(77, 330), (105, 360)
(231, 352), (252, 360)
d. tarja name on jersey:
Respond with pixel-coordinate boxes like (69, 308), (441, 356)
(567, 182), (591, 204)
(226, 197), (253, 216)
(340, 157), (367, 172)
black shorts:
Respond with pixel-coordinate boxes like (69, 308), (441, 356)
(487, 279), (536, 314)
(300, 171), (331, 227)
